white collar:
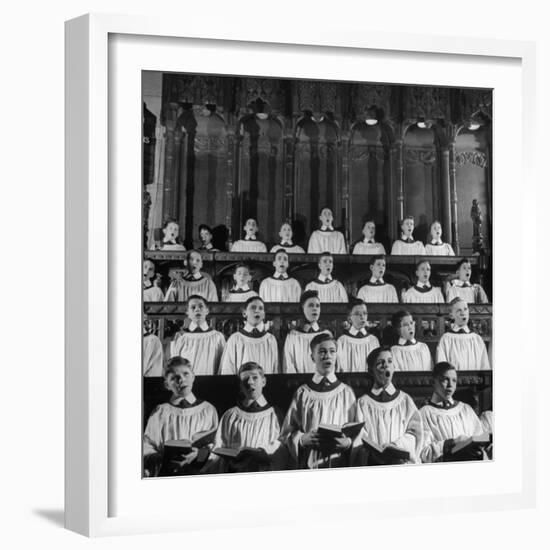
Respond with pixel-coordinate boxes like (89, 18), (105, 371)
(430, 393), (454, 406)
(143, 279), (152, 288)
(273, 272), (289, 280)
(369, 276), (385, 284)
(189, 321), (209, 332)
(452, 324), (470, 333)
(398, 337), (417, 345)
(244, 235), (257, 241)
(172, 392), (197, 405)
(244, 322), (265, 333)
(318, 274), (333, 282)
(452, 279), (471, 287)
(320, 225), (334, 231)
(431, 240), (443, 245)
(363, 238), (375, 244)
(371, 382), (396, 396)
(242, 395), (267, 407)
(312, 371), (337, 384)
(233, 284), (251, 291)
(305, 321), (320, 332)
(188, 271), (202, 280)
(350, 326), (367, 336)
(417, 282), (431, 288)
(401, 234), (414, 241)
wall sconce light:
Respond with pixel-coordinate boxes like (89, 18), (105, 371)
(467, 111), (484, 131)
(365, 106), (378, 126)
(417, 117), (433, 129)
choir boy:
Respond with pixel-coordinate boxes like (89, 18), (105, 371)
(151, 219), (186, 251)
(351, 220), (386, 255)
(270, 222), (305, 253)
(390, 216), (426, 255)
(210, 362), (285, 472)
(143, 319), (164, 377)
(224, 264), (259, 303)
(307, 207), (347, 254)
(283, 290), (332, 373)
(143, 357), (218, 477)
(424, 220), (455, 256)
(198, 224), (218, 251)
(230, 218), (268, 253)
(419, 362), (487, 463)
(170, 295), (226, 376)
(402, 260), (445, 304)
(352, 346), (423, 465)
(305, 252), (348, 302)
(164, 250), (218, 303)
(390, 310), (432, 371)
(356, 255), (399, 303)
(259, 249), (302, 302)
(143, 259), (164, 302)
(219, 296), (279, 375)
(336, 299), (380, 372)
(281, 333), (357, 469)
(446, 258), (489, 304)
(436, 297), (491, 370)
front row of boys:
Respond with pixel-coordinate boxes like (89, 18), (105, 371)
(161, 292), (489, 376)
(144, 336), (489, 475)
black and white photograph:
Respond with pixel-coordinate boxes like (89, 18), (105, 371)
(141, 71), (493, 477)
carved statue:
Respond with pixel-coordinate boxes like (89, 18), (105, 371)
(471, 199), (484, 254)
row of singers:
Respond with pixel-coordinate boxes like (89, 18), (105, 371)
(143, 341), (492, 476)
(144, 253), (489, 304)
(143, 294), (491, 377)
(150, 212), (459, 256)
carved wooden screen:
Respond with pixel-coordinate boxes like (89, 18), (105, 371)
(236, 115), (285, 243)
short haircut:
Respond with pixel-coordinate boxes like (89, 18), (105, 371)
(318, 251), (333, 261)
(430, 220), (442, 230)
(242, 295), (265, 310)
(299, 289), (319, 308)
(162, 218), (178, 229)
(273, 248), (289, 258)
(400, 215), (415, 225)
(348, 298), (367, 314)
(369, 254), (386, 267)
(415, 259), (430, 270)
(143, 259), (155, 270)
(186, 294), (208, 308)
(319, 206), (333, 214)
(449, 296), (467, 308)
(245, 217), (258, 224)
(238, 361), (265, 377)
(366, 345), (392, 372)
(165, 356), (192, 376)
(185, 249), (201, 263)
(234, 263), (250, 273)
(455, 257), (471, 271)
(433, 361), (456, 378)
(363, 219), (375, 228)
(310, 332), (336, 352)
(391, 310), (412, 330)
(198, 224), (213, 234)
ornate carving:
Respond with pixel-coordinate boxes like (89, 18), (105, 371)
(297, 81), (338, 116)
(351, 83), (391, 118)
(459, 88), (493, 121)
(455, 151), (487, 168)
(348, 145), (385, 162)
(193, 136), (227, 151)
(404, 86), (451, 122)
(404, 148), (437, 165)
(241, 78), (286, 114)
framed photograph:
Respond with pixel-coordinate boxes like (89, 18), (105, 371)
(65, 13), (536, 536)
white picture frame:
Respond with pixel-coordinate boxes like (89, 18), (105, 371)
(65, 13), (537, 537)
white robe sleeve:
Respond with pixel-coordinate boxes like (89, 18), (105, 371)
(219, 335), (238, 375)
(280, 388), (306, 465)
(389, 396), (423, 462)
(143, 406), (163, 456)
(475, 284), (489, 304)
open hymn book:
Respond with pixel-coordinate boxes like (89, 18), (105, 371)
(212, 447), (270, 462)
(163, 429), (216, 456)
(361, 435), (410, 463)
(317, 421), (364, 440)
(449, 433), (491, 459)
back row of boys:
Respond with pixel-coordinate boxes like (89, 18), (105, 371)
(144, 253), (489, 305)
(143, 293), (490, 377)
(143, 336), (492, 476)
(153, 209), (457, 257)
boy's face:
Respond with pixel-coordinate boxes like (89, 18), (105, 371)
(401, 218), (414, 236)
(370, 259), (386, 279)
(186, 297), (209, 324)
(143, 261), (155, 280)
(416, 261), (431, 283)
(431, 222), (442, 240)
(318, 255), (333, 276)
(279, 224), (293, 242)
(349, 304), (368, 329)
(311, 339), (337, 376)
(451, 300), (469, 327)
(239, 369), (266, 401)
(319, 208), (333, 227)
(302, 296), (321, 323)
(199, 228), (212, 244)
(433, 368), (457, 402)
(371, 350), (394, 387)
(398, 315), (415, 340)
(187, 251), (203, 272)
(163, 222), (179, 241)
(244, 299), (265, 326)
(456, 262), (472, 282)
(362, 222), (375, 240)
(273, 251), (289, 273)
(234, 267), (251, 286)
(164, 366), (195, 397)
(244, 219), (258, 236)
